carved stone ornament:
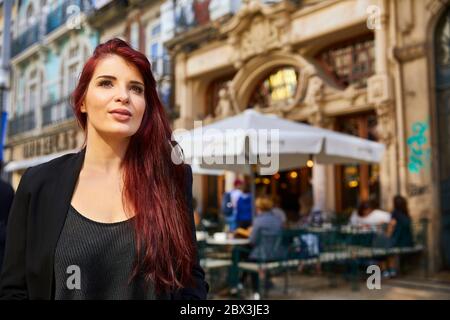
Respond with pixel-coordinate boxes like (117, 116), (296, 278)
(304, 76), (325, 106)
(307, 106), (333, 128)
(375, 102), (394, 145)
(239, 18), (281, 61)
(222, 0), (293, 68)
(214, 83), (240, 120)
(367, 74), (393, 105)
(393, 42), (427, 63)
(427, 0), (450, 15)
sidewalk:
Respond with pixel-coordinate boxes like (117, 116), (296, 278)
(210, 272), (450, 300)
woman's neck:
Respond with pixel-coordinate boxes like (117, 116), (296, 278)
(83, 127), (130, 174)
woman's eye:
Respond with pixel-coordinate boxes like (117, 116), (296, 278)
(132, 86), (144, 94)
(99, 80), (112, 87)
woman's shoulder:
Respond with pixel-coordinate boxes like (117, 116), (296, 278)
(20, 150), (82, 189)
(29, 151), (79, 174)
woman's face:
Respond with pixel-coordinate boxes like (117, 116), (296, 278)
(81, 54), (146, 139)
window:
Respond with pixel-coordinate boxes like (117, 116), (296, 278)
(436, 12), (450, 67)
(15, 73), (26, 116)
(315, 35), (375, 88)
(26, 3), (36, 26)
(68, 63), (79, 93)
(62, 42), (84, 96)
(335, 112), (380, 216)
(147, 21), (164, 76)
(29, 83), (38, 113)
(248, 67), (299, 110)
(26, 68), (40, 114)
(0, 31), (3, 60)
(130, 22), (140, 50)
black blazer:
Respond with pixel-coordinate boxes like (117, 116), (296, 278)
(0, 148), (209, 300)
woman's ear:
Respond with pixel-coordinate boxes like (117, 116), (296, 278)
(81, 103), (87, 113)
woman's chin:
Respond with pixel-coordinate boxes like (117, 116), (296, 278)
(100, 126), (138, 139)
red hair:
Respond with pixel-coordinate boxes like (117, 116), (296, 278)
(71, 38), (195, 295)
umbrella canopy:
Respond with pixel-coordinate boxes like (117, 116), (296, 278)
(173, 109), (385, 175)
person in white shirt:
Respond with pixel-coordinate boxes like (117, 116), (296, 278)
(350, 200), (391, 227)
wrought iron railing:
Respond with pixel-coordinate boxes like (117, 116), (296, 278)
(42, 96), (74, 127)
(8, 111), (36, 136)
(11, 23), (40, 57)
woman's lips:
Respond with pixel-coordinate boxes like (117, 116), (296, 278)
(109, 109), (132, 121)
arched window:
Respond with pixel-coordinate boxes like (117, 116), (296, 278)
(436, 11), (450, 68)
(248, 66), (299, 110)
(61, 42), (89, 97)
(26, 3), (35, 26)
(315, 34), (374, 88)
(26, 67), (40, 114)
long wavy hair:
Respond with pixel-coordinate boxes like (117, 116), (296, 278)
(71, 38), (195, 295)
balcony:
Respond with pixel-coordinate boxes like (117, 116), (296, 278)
(161, 0), (213, 41)
(11, 23), (40, 58)
(150, 56), (172, 78)
(46, 0), (93, 35)
(8, 111), (36, 136)
(42, 96), (74, 127)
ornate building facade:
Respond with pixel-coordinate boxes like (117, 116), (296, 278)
(3, 0), (97, 189)
(165, 0), (450, 271)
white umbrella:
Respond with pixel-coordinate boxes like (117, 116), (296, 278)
(173, 109), (385, 218)
(173, 109), (385, 175)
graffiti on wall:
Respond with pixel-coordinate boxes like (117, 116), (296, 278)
(407, 121), (431, 174)
(407, 183), (429, 197)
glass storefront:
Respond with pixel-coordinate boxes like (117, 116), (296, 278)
(335, 112), (380, 217)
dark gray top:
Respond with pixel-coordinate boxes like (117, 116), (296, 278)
(54, 205), (155, 300)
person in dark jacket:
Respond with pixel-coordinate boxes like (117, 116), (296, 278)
(0, 161), (14, 273)
(381, 195), (414, 278)
(0, 38), (208, 300)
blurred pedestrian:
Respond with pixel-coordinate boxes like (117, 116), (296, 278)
(236, 183), (253, 229)
(0, 161), (14, 272)
(220, 179), (243, 232)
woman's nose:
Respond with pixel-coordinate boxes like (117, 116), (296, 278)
(115, 87), (130, 103)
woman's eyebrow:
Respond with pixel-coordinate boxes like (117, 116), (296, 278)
(96, 75), (144, 87)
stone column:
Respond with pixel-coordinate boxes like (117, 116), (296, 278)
(174, 51), (194, 130)
(307, 107), (335, 214)
(367, 0), (396, 210)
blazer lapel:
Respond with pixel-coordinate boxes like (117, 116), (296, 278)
(40, 147), (86, 299)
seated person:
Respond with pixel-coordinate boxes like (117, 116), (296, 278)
(350, 199), (391, 228)
(230, 196), (283, 299)
(380, 195), (414, 278)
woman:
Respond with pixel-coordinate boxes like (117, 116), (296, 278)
(381, 195), (414, 278)
(230, 196), (283, 299)
(0, 39), (208, 300)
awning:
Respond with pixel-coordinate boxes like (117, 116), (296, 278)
(3, 149), (79, 172)
(4, 148), (225, 176)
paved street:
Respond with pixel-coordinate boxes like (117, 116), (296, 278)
(210, 272), (450, 300)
